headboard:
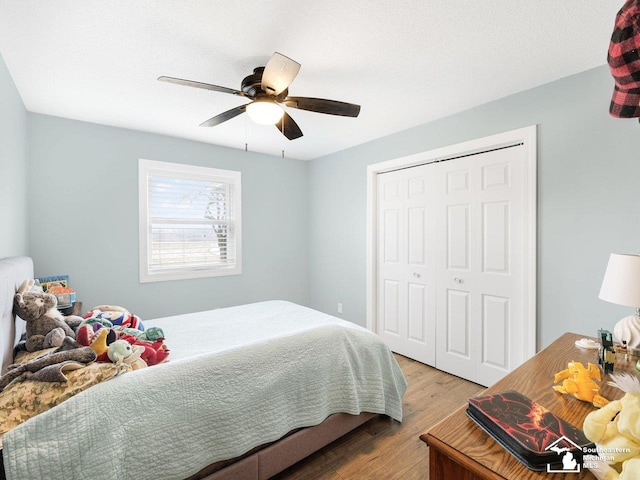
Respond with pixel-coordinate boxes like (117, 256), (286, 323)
(0, 256), (33, 375)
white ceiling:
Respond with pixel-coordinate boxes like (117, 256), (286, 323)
(0, 1), (620, 160)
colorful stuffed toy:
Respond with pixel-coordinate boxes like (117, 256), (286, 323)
(90, 304), (129, 314)
(120, 326), (165, 342)
(119, 334), (169, 366)
(553, 361), (609, 408)
(107, 340), (134, 363)
(86, 328), (111, 356)
(583, 374), (640, 480)
(84, 308), (144, 331)
(76, 321), (118, 355)
(76, 305), (168, 368)
(94, 339), (146, 370)
(81, 317), (114, 329)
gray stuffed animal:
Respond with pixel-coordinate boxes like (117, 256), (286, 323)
(0, 346), (97, 391)
(14, 279), (84, 352)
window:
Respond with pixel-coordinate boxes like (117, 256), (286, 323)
(139, 159), (242, 282)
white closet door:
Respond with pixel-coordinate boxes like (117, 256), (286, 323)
(376, 166), (436, 366)
(435, 145), (525, 386)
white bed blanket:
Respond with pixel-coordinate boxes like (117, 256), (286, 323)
(3, 301), (407, 480)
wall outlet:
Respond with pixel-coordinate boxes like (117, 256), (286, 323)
(337, 302), (343, 314)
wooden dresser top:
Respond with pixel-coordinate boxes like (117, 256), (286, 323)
(421, 332), (635, 479)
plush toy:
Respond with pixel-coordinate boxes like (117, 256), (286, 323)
(120, 326), (165, 342)
(84, 308), (144, 331)
(90, 304), (129, 314)
(583, 374), (640, 480)
(118, 343), (146, 370)
(107, 340), (134, 363)
(76, 319), (118, 353)
(80, 317), (114, 330)
(553, 361), (610, 408)
(94, 339), (145, 370)
(119, 334), (169, 366)
(0, 347), (96, 391)
(80, 328), (114, 357)
(14, 279), (83, 352)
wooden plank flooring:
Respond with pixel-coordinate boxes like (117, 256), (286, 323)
(272, 354), (485, 480)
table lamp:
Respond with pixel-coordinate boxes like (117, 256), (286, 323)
(599, 253), (640, 355)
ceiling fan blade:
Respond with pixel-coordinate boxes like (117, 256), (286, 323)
(158, 76), (248, 97)
(199, 105), (247, 127)
(261, 52), (301, 96)
(283, 96), (360, 117)
(275, 112), (303, 140)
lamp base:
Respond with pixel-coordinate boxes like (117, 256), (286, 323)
(613, 314), (640, 355)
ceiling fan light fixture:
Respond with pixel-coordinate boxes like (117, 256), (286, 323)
(160, 52), (360, 140)
(246, 99), (284, 125)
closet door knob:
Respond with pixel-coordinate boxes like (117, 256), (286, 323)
(413, 273), (421, 278)
(454, 277), (463, 283)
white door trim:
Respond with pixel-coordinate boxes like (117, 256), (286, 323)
(366, 125), (537, 359)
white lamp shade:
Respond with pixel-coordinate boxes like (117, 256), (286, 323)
(599, 253), (640, 308)
(245, 100), (284, 125)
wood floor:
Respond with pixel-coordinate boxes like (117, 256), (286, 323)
(272, 354), (485, 480)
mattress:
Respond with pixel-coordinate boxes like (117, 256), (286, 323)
(2, 300), (407, 480)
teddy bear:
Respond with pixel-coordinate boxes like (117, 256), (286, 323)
(583, 373), (640, 480)
(14, 279), (84, 352)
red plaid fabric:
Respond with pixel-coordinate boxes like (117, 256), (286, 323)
(608, 0), (640, 118)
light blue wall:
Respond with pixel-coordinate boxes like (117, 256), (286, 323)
(0, 54), (28, 258)
(26, 114), (309, 319)
(308, 65), (640, 349)
(7, 56), (640, 349)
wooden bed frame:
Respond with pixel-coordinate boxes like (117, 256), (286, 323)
(0, 256), (377, 480)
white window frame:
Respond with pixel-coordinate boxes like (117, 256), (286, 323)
(138, 159), (242, 283)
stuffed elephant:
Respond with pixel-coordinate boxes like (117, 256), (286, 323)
(0, 346), (97, 391)
(13, 279), (82, 352)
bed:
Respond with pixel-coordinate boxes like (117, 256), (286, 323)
(0, 256), (407, 480)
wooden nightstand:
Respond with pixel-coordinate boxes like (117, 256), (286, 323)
(60, 301), (83, 316)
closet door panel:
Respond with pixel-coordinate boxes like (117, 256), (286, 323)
(376, 166), (436, 366)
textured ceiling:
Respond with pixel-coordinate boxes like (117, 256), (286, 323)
(0, 1), (621, 160)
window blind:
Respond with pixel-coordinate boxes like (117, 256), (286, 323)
(148, 175), (236, 271)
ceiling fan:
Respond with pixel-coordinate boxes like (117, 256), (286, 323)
(158, 52), (361, 140)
